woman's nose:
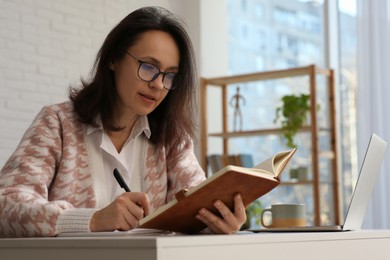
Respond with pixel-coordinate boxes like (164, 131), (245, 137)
(148, 73), (165, 90)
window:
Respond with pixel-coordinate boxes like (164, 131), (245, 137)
(227, 0), (357, 225)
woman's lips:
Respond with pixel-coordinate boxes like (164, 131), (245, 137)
(139, 93), (157, 103)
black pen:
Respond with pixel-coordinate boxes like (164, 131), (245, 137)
(113, 168), (131, 192)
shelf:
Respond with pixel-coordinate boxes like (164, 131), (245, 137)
(200, 64), (340, 226)
(319, 151), (335, 159)
(280, 180), (313, 185)
(208, 126), (332, 138)
(202, 65), (332, 86)
(281, 180), (337, 186)
(208, 126), (311, 138)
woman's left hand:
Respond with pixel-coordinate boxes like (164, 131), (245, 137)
(195, 193), (246, 234)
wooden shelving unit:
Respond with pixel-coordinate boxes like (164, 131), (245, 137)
(200, 64), (340, 226)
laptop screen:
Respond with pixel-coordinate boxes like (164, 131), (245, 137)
(342, 133), (387, 230)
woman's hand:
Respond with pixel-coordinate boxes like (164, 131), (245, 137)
(90, 192), (150, 232)
(195, 193), (246, 234)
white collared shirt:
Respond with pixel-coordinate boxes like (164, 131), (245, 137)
(86, 116), (151, 205)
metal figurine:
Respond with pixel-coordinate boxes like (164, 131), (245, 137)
(229, 86), (246, 131)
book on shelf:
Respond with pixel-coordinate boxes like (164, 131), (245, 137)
(228, 154), (239, 166)
(139, 148), (297, 234)
(207, 153), (254, 174)
(207, 154), (225, 173)
(235, 153), (254, 168)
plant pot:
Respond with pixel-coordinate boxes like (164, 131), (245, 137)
(297, 166), (309, 181)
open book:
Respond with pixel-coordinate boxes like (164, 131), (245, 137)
(139, 148), (297, 234)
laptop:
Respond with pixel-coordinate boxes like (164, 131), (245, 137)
(251, 133), (388, 232)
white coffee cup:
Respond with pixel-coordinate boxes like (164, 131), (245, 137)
(261, 204), (306, 228)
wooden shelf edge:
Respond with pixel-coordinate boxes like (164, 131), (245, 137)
(201, 65), (331, 86)
(280, 180), (313, 185)
(280, 180), (337, 186)
(208, 126), (312, 138)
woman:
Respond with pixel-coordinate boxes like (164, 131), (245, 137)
(0, 6), (246, 237)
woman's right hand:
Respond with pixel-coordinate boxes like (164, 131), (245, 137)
(89, 192), (150, 232)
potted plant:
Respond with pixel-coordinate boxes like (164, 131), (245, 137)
(274, 93), (311, 148)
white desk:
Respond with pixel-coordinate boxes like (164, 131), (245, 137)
(1, 230), (390, 260)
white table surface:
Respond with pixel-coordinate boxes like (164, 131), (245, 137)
(1, 229), (390, 260)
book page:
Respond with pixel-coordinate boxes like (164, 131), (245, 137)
(253, 156), (275, 174)
(272, 148), (297, 176)
(253, 148), (296, 177)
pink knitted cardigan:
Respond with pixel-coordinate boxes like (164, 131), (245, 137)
(0, 101), (205, 237)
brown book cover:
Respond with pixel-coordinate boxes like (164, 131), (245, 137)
(139, 148), (297, 234)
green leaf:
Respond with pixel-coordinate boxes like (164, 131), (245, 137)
(274, 94), (311, 148)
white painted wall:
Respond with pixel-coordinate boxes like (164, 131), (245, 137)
(199, 0), (229, 156)
(199, 0), (229, 77)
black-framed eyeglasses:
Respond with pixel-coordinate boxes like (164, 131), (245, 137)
(126, 51), (177, 90)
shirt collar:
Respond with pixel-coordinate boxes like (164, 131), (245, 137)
(131, 115), (151, 140)
(86, 115), (151, 140)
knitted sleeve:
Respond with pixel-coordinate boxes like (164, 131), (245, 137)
(0, 104), (95, 237)
(166, 139), (206, 202)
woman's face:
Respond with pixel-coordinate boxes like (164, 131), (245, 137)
(111, 30), (180, 119)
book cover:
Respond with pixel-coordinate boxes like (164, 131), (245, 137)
(139, 148), (297, 234)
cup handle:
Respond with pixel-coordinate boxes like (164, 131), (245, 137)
(260, 208), (273, 228)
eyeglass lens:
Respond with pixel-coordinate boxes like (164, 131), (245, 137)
(138, 63), (176, 90)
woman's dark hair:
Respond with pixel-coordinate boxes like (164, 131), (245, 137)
(69, 6), (197, 166)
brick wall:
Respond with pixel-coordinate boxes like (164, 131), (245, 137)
(0, 0), (180, 166)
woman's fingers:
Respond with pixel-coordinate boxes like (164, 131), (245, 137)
(90, 192), (150, 232)
(196, 193), (246, 234)
(119, 192), (150, 220)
